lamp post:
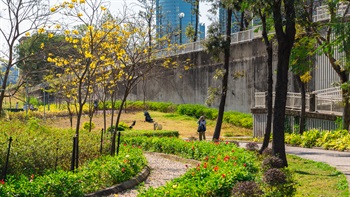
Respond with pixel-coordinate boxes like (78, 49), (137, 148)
(178, 12), (185, 45)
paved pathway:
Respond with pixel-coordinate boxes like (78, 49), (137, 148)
(285, 146), (350, 186)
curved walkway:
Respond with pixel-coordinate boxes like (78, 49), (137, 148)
(107, 143), (350, 196)
(110, 152), (199, 197)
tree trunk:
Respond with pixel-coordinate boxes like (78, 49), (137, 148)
(111, 91), (128, 156)
(342, 87), (350, 130)
(212, 8), (232, 141)
(272, 0), (296, 167)
(259, 13), (273, 154)
(0, 64), (11, 117)
(296, 76), (306, 134)
(193, 0), (199, 42)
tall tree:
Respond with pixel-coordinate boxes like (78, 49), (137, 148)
(185, 0), (200, 42)
(49, 0), (123, 167)
(204, 1), (233, 141)
(250, 0), (275, 153)
(0, 0), (50, 116)
(271, 0), (296, 167)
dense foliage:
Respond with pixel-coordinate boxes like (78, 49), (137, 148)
(0, 146), (146, 196)
(285, 129), (350, 151)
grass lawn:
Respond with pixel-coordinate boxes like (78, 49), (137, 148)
(44, 110), (349, 196)
(288, 155), (349, 197)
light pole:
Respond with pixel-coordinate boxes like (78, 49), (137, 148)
(178, 12), (185, 45)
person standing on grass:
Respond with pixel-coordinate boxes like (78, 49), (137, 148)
(197, 116), (206, 141)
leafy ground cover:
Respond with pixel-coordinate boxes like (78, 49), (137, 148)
(285, 129), (350, 151)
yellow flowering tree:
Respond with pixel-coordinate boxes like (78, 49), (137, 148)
(48, 0), (125, 167)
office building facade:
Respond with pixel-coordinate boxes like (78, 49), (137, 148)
(156, 0), (204, 44)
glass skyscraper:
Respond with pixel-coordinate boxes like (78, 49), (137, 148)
(156, 0), (203, 44)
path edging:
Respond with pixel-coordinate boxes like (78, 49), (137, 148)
(84, 166), (150, 197)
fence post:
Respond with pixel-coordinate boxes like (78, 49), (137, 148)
(116, 131), (121, 155)
(309, 93), (316, 112)
(100, 128), (104, 155)
(71, 136), (77, 171)
(55, 142), (59, 171)
(2, 137), (12, 181)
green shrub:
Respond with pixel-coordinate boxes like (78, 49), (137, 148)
(122, 137), (259, 197)
(122, 130), (179, 138)
(0, 145), (146, 196)
(83, 121), (95, 131)
(0, 119), (112, 177)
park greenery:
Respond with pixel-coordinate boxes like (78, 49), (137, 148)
(0, 113), (348, 196)
(1, 0), (350, 196)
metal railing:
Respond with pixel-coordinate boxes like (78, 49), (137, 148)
(313, 2), (350, 22)
(254, 88), (343, 115)
(254, 92), (310, 110)
(155, 26), (262, 58)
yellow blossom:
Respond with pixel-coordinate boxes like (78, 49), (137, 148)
(72, 30), (79, 35)
(64, 30), (70, 35)
(40, 43), (45, 49)
(48, 33), (54, 38)
(38, 28), (45, 34)
(25, 32), (30, 36)
(71, 0), (77, 2)
(68, 3), (74, 8)
(100, 6), (106, 11)
(87, 26), (94, 31)
(84, 51), (92, 58)
(300, 71), (312, 83)
(50, 7), (56, 12)
(80, 0), (85, 3)
(100, 56), (105, 60)
(55, 24), (61, 29)
(77, 13), (83, 17)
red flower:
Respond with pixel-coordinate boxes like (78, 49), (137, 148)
(123, 143), (127, 146)
(185, 164), (188, 168)
(224, 156), (230, 162)
(31, 174), (35, 179)
(243, 163), (247, 167)
(231, 149), (235, 152)
(205, 156), (209, 161)
(0, 179), (5, 185)
(226, 142), (229, 144)
(213, 166), (219, 172)
(122, 168), (126, 173)
(203, 162), (207, 169)
(222, 174), (226, 178)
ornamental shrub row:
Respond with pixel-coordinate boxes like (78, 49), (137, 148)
(0, 118), (112, 177)
(0, 145), (146, 197)
(285, 129), (350, 151)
